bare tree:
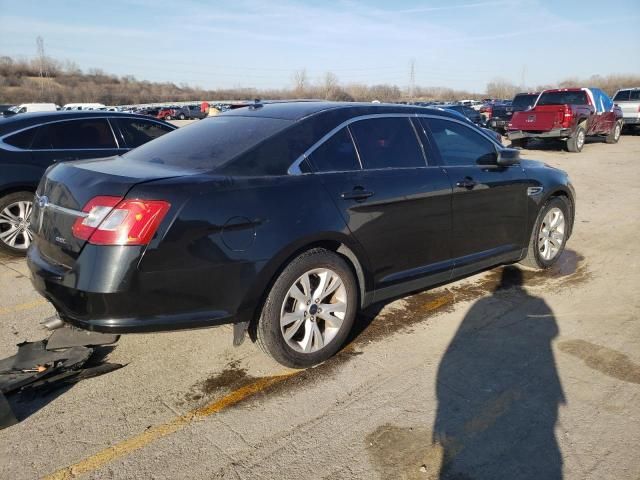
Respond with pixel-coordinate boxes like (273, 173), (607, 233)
(486, 77), (519, 99)
(292, 68), (308, 97)
(322, 71), (339, 100)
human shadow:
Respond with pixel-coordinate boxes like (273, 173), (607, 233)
(433, 266), (565, 480)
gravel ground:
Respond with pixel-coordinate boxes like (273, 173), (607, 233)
(1, 134), (639, 480)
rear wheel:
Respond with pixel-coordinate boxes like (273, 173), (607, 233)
(520, 196), (571, 269)
(165, 115), (172, 121)
(257, 249), (357, 368)
(510, 138), (527, 148)
(605, 120), (622, 144)
(566, 124), (586, 152)
(179, 113), (186, 120)
(0, 191), (34, 256)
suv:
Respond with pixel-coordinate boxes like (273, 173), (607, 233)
(612, 88), (640, 131)
(0, 111), (176, 254)
(508, 88), (623, 152)
(27, 102), (575, 368)
(174, 105), (208, 120)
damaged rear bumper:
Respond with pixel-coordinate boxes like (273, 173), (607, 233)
(507, 128), (573, 140)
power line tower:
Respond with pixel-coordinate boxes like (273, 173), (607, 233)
(409, 58), (416, 101)
(36, 36), (47, 100)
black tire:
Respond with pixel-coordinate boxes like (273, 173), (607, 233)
(520, 196), (572, 269)
(605, 120), (622, 144)
(566, 123), (586, 152)
(256, 248), (358, 368)
(165, 115), (172, 121)
(510, 138), (527, 149)
(0, 191), (34, 256)
(179, 113), (186, 120)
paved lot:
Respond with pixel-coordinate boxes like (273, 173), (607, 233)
(1, 135), (639, 479)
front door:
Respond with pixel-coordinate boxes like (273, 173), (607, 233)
(421, 117), (531, 275)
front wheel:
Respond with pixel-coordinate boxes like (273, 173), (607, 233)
(0, 191), (35, 256)
(257, 249), (358, 368)
(520, 197), (572, 269)
(179, 113), (186, 120)
(605, 121), (622, 144)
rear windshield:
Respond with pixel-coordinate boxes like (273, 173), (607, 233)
(537, 91), (588, 106)
(512, 94), (537, 109)
(123, 115), (291, 170)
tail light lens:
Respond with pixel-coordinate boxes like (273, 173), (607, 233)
(561, 105), (573, 127)
(72, 197), (171, 245)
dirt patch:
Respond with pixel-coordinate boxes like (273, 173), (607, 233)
(351, 250), (589, 347)
(558, 339), (640, 384)
(183, 360), (256, 403)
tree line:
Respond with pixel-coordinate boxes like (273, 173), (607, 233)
(0, 55), (637, 106)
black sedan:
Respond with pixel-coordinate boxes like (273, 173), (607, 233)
(440, 104), (484, 125)
(0, 111), (176, 254)
(27, 102), (575, 367)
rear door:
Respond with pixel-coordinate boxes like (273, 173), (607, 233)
(29, 117), (125, 168)
(313, 116), (453, 295)
(421, 117), (531, 275)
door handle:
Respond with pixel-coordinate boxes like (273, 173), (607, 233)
(456, 178), (477, 189)
(341, 187), (374, 201)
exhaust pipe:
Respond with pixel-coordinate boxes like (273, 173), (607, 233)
(41, 316), (65, 331)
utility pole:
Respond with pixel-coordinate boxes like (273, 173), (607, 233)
(36, 36), (46, 100)
(409, 58), (416, 101)
(521, 64), (527, 91)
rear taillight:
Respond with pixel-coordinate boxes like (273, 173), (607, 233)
(561, 105), (573, 127)
(72, 197), (171, 246)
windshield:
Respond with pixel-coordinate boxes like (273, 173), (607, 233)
(123, 115), (291, 171)
(537, 91), (588, 106)
(512, 94), (537, 109)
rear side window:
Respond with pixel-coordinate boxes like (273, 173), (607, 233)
(3, 126), (39, 149)
(32, 119), (117, 149)
(308, 128), (360, 172)
(349, 117), (425, 169)
(631, 90), (640, 101)
(124, 116), (291, 171)
(512, 94), (537, 109)
(115, 118), (174, 148)
(537, 91), (588, 106)
(613, 90), (630, 101)
(423, 118), (497, 167)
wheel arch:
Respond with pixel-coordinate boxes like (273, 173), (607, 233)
(243, 234), (372, 342)
(544, 187), (575, 237)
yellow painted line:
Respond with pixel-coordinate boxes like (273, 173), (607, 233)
(0, 298), (47, 316)
(43, 372), (297, 480)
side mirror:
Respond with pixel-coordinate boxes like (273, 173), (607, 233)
(497, 148), (520, 166)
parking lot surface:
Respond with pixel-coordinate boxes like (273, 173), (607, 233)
(1, 136), (639, 479)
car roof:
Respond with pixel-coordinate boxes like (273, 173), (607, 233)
(0, 110), (174, 135)
(221, 101), (467, 122)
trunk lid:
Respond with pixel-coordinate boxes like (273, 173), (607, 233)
(31, 156), (197, 266)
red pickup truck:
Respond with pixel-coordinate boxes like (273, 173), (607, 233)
(507, 88), (623, 152)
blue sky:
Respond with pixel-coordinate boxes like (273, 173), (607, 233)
(1, 0), (639, 92)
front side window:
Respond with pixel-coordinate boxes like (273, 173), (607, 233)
(349, 117), (426, 170)
(32, 119), (117, 149)
(115, 118), (173, 148)
(613, 90), (630, 101)
(423, 118), (497, 167)
(308, 128), (360, 172)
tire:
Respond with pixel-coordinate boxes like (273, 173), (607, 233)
(256, 248), (358, 368)
(520, 196), (572, 269)
(179, 113), (186, 120)
(566, 123), (586, 152)
(0, 191), (35, 256)
(605, 120), (622, 144)
(165, 115), (172, 121)
(511, 138), (527, 149)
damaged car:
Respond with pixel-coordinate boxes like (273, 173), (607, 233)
(27, 102), (575, 368)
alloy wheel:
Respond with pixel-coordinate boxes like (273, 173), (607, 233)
(0, 200), (34, 251)
(577, 130), (585, 150)
(538, 207), (565, 261)
(614, 123), (621, 141)
(280, 268), (347, 353)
